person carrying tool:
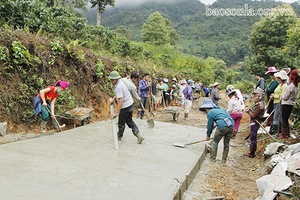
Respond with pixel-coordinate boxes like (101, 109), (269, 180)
(199, 99), (234, 163)
(211, 82), (220, 107)
(150, 76), (158, 113)
(162, 78), (169, 107)
(243, 89), (265, 158)
(33, 80), (69, 133)
(109, 71), (144, 144)
(156, 79), (164, 108)
(182, 79), (194, 120)
(137, 73), (151, 119)
(121, 72), (140, 102)
(280, 70), (300, 139)
(264, 66), (279, 127)
(226, 89), (243, 139)
(269, 70), (288, 135)
(179, 79), (187, 106)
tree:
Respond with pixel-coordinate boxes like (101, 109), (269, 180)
(45, 0), (87, 9)
(61, 0), (88, 10)
(165, 18), (180, 45)
(90, 0), (115, 26)
(283, 20), (300, 69)
(141, 12), (171, 46)
(248, 4), (297, 75)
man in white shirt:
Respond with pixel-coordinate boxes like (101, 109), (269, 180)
(109, 71), (144, 144)
(121, 72), (140, 101)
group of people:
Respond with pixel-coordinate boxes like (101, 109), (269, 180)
(199, 66), (299, 162)
(256, 67), (300, 139)
(33, 67), (299, 160)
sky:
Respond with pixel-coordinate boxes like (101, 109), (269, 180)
(200, 0), (298, 4)
(114, 0), (298, 6)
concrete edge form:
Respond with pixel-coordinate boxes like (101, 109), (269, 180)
(172, 147), (207, 200)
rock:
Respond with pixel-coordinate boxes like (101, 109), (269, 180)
(0, 122), (7, 136)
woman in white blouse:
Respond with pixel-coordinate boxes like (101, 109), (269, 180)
(227, 89), (243, 139)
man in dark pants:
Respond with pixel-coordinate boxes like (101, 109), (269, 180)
(137, 73), (151, 119)
(199, 99), (234, 163)
(109, 71), (145, 144)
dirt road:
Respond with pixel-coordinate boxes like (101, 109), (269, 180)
(151, 96), (267, 199)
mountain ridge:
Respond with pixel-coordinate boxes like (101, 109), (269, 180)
(83, 0), (297, 66)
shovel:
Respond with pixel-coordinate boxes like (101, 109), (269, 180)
(110, 103), (119, 150)
(173, 139), (208, 148)
(45, 107), (65, 132)
(140, 101), (155, 129)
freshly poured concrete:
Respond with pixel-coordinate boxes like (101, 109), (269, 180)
(0, 119), (207, 200)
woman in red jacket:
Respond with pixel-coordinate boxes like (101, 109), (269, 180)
(34, 80), (69, 133)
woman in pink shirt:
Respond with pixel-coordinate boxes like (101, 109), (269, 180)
(280, 70), (300, 138)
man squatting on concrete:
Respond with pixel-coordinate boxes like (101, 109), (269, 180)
(199, 99), (234, 163)
(109, 71), (145, 144)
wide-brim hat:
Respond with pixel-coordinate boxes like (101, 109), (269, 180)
(188, 79), (194, 84)
(226, 84), (235, 91)
(282, 67), (291, 75)
(213, 82), (219, 87)
(252, 88), (264, 95)
(199, 99), (218, 111)
(180, 79), (187, 84)
(265, 66), (279, 74)
(227, 89), (236, 96)
(172, 77), (177, 82)
(109, 71), (121, 79)
(274, 70), (289, 80)
(163, 78), (168, 83)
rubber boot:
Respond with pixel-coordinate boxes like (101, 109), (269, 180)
(231, 130), (237, 139)
(280, 127), (289, 139)
(136, 110), (141, 119)
(51, 119), (60, 132)
(184, 113), (189, 120)
(287, 126), (290, 138)
(136, 133), (145, 144)
(243, 144), (256, 158)
(40, 120), (47, 133)
(221, 149), (229, 163)
(210, 149), (217, 162)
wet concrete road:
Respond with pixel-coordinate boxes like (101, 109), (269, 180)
(0, 119), (207, 200)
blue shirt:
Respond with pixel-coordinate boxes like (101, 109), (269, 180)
(182, 85), (193, 100)
(206, 108), (234, 137)
(139, 79), (149, 98)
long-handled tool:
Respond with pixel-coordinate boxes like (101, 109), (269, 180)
(173, 139), (209, 148)
(244, 109), (275, 140)
(140, 101), (154, 129)
(254, 118), (276, 141)
(110, 102), (119, 150)
(45, 107), (65, 132)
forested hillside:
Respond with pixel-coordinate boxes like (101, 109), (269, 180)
(1, 0), (299, 132)
(82, 0), (298, 66)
